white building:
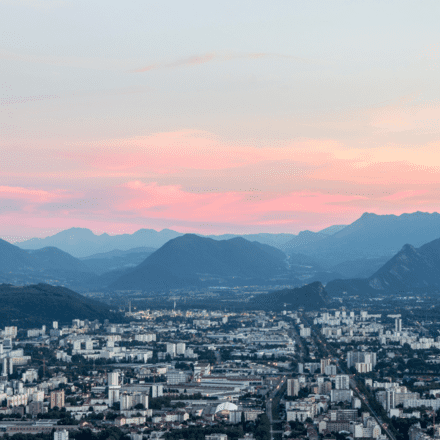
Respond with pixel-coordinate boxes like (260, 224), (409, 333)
(54, 430), (69, 440)
(176, 343), (186, 355)
(108, 372), (121, 406)
(166, 343), (176, 357)
(335, 375), (350, 390)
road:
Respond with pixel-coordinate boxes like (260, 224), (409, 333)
(349, 378), (397, 440)
(266, 375), (287, 440)
(289, 324), (305, 362)
(301, 316), (396, 440)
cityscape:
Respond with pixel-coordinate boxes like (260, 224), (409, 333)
(2, 2), (440, 440)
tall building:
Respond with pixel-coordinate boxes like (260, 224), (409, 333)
(335, 375), (350, 390)
(166, 343), (176, 357)
(176, 343), (186, 355)
(151, 385), (163, 398)
(347, 351), (376, 369)
(299, 328), (311, 337)
(121, 392), (149, 410)
(287, 378), (299, 397)
(325, 365), (337, 376)
(4, 327), (17, 338)
(395, 318), (402, 333)
(50, 390), (65, 409)
(2, 358), (8, 378)
(54, 430), (69, 440)
(108, 372), (121, 406)
(386, 390), (395, 411)
(320, 358), (330, 375)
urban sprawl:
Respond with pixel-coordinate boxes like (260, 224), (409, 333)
(0, 308), (438, 440)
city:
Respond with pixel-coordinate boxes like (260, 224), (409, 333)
(1, 305), (439, 440)
(2, 1), (439, 440)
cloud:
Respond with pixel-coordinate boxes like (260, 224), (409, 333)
(133, 52), (316, 73)
(113, 181), (367, 226)
(381, 190), (428, 201)
(0, 185), (73, 202)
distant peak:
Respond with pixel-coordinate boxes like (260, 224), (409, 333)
(402, 243), (416, 251)
(61, 227), (95, 235)
(298, 230), (315, 236)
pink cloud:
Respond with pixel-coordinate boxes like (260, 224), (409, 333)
(0, 185), (73, 202)
(111, 182), (367, 227)
(381, 190), (428, 201)
(3, 125), (440, 237)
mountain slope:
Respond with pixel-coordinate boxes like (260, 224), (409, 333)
(329, 256), (391, 279)
(81, 247), (156, 275)
(326, 236), (440, 296)
(111, 234), (287, 290)
(250, 281), (329, 311)
(0, 238), (38, 272)
(0, 239), (99, 289)
(27, 247), (93, 273)
(368, 239), (440, 290)
(0, 283), (119, 326)
(281, 230), (329, 252)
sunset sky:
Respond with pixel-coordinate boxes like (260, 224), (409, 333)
(1, 0), (440, 240)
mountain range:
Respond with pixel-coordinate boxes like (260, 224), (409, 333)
(3, 211), (440, 295)
(326, 236), (440, 296)
(14, 228), (181, 258)
(13, 211), (440, 270)
(12, 224), (349, 258)
(283, 211), (440, 267)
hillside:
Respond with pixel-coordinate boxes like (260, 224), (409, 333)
(250, 281), (329, 311)
(0, 239), (98, 289)
(111, 234), (288, 291)
(81, 247), (156, 275)
(326, 237), (440, 296)
(0, 238), (49, 272)
(0, 283), (119, 326)
(27, 247), (93, 273)
(329, 256), (391, 279)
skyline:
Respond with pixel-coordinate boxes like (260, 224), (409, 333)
(1, 1), (440, 239)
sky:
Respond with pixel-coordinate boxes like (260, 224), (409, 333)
(1, 0), (440, 241)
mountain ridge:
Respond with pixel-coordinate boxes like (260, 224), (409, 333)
(111, 234), (288, 291)
(326, 236), (440, 296)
